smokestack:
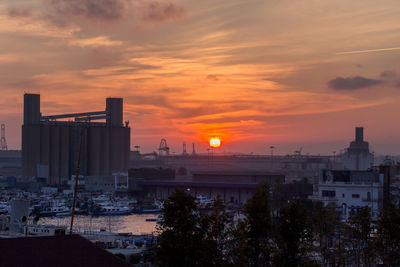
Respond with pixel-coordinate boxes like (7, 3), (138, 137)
(355, 127), (364, 142)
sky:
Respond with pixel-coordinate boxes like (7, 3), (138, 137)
(0, 0), (400, 155)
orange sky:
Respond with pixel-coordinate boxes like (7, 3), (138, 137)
(0, 0), (400, 155)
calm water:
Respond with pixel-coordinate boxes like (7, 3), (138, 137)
(40, 214), (159, 235)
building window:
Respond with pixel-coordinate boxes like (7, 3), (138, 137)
(367, 192), (371, 201)
(352, 194), (360, 198)
(322, 190), (336, 197)
(342, 193), (345, 198)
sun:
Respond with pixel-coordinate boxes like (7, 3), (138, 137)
(209, 137), (221, 148)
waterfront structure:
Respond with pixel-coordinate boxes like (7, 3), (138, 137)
(132, 153), (337, 183)
(311, 170), (383, 220)
(132, 170), (286, 204)
(341, 127), (374, 170)
(22, 94), (130, 185)
(85, 172), (129, 192)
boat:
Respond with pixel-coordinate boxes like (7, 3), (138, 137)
(92, 194), (112, 204)
(0, 202), (10, 215)
(196, 195), (214, 209)
(39, 206), (71, 217)
(132, 202), (163, 214)
(91, 204), (132, 216)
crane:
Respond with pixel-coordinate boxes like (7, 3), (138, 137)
(158, 139), (170, 156)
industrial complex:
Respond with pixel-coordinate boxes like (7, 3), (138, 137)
(21, 94), (130, 185)
(0, 96), (398, 222)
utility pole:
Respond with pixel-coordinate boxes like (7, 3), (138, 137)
(70, 127), (84, 234)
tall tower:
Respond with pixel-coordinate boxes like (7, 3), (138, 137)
(0, 124), (7, 150)
(106, 98), (123, 127)
(23, 94), (41, 125)
(341, 127), (373, 170)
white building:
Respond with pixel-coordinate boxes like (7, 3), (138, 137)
(341, 127), (374, 170)
(311, 170), (383, 220)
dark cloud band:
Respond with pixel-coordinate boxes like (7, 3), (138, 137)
(328, 76), (382, 90)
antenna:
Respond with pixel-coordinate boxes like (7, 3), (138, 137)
(0, 124), (8, 150)
(269, 146), (275, 157)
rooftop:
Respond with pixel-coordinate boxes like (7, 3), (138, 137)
(0, 234), (130, 267)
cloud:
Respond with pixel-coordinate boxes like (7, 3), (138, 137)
(328, 76), (383, 90)
(142, 2), (185, 22)
(336, 47), (400, 55)
(380, 70), (396, 78)
(68, 36), (123, 47)
(50, 0), (125, 21)
(8, 8), (32, 18)
(206, 74), (219, 81)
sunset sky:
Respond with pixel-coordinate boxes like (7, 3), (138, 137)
(1, 0), (400, 155)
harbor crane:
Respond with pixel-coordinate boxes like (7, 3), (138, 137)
(158, 139), (170, 156)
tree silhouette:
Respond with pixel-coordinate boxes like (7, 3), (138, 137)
(343, 206), (373, 266)
(375, 201), (400, 266)
(311, 202), (338, 265)
(229, 182), (273, 266)
(274, 200), (315, 267)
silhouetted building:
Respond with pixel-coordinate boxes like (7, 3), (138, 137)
(379, 158), (400, 205)
(341, 127), (373, 170)
(22, 94), (130, 185)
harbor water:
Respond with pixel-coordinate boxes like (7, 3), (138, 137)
(39, 214), (159, 235)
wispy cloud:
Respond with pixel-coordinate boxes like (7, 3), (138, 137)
(50, 0), (126, 21)
(68, 36), (123, 47)
(336, 47), (400, 55)
(141, 2), (186, 23)
(8, 7), (32, 18)
(380, 70), (397, 78)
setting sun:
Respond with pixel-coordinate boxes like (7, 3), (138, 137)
(209, 137), (221, 148)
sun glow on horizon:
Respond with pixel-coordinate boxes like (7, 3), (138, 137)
(209, 137), (221, 148)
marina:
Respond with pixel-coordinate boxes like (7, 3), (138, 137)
(40, 214), (158, 235)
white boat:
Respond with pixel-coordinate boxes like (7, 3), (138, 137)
(92, 194), (112, 204)
(40, 206), (71, 217)
(196, 195), (214, 208)
(91, 204), (132, 216)
(0, 202), (10, 214)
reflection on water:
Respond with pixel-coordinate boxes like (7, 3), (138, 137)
(40, 214), (159, 235)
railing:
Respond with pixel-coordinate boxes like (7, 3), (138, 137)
(361, 198), (379, 202)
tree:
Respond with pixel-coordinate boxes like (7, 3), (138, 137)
(229, 182), (273, 266)
(311, 202), (338, 265)
(274, 200), (315, 267)
(375, 201), (400, 266)
(204, 196), (230, 266)
(155, 190), (230, 267)
(343, 206), (374, 266)
(155, 189), (203, 266)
